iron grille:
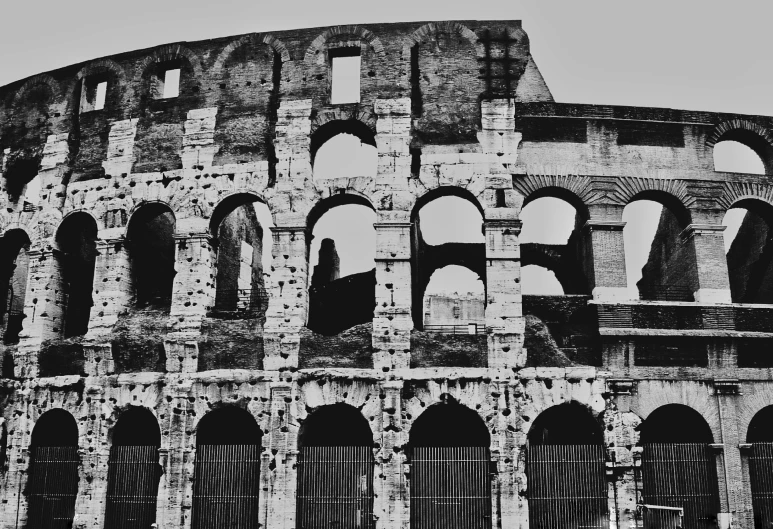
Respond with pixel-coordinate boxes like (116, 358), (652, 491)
(749, 443), (773, 528)
(191, 444), (261, 529)
(423, 324), (487, 335)
(296, 446), (374, 529)
(410, 446), (492, 529)
(526, 444), (609, 529)
(104, 445), (161, 529)
(639, 285), (693, 302)
(27, 446), (79, 529)
(641, 443), (720, 529)
(211, 288), (269, 315)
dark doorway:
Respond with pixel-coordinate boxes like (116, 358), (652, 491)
(56, 213), (98, 337)
(126, 204), (176, 308)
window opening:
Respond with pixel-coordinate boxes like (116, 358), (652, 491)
(95, 81), (107, 110)
(330, 47), (361, 104)
(163, 68), (180, 98)
(713, 140), (765, 174)
(80, 77), (108, 113)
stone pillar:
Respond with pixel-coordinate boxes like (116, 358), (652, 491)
(374, 98), (412, 181)
(3, 411), (31, 529)
(169, 233), (216, 327)
(373, 215), (412, 372)
(74, 384), (109, 529)
(263, 225), (308, 371)
(583, 205), (630, 301)
(86, 238), (133, 338)
(683, 222), (732, 303)
(264, 383), (297, 529)
(484, 212), (525, 369)
(491, 380), (520, 529)
(180, 108), (218, 170)
(274, 100), (313, 190)
(15, 248), (65, 377)
(102, 118), (139, 177)
(375, 380), (406, 529)
(715, 387), (744, 528)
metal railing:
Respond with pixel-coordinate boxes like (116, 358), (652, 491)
(639, 284), (694, 302)
(423, 323), (486, 335)
(210, 287), (269, 316)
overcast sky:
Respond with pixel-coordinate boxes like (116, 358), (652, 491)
(3, 0), (770, 301)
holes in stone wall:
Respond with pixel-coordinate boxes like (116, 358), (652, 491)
(56, 213), (98, 337)
(0, 229), (31, 344)
(126, 204), (176, 309)
(307, 197), (376, 335)
(330, 47), (361, 104)
(723, 199), (773, 304)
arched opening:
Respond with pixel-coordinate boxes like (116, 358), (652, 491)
(423, 265), (485, 333)
(126, 204), (176, 309)
(297, 403), (375, 529)
(623, 194), (694, 301)
(412, 190), (486, 331)
(722, 199), (773, 304)
(307, 196), (376, 335)
(746, 406), (773, 528)
(409, 395), (491, 529)
(526, 402), (608, 529)
(56, 213), (98, 337)
(639, 405), (719, 529)
(104, 407), (162, 529)
(27, 409), (80, 529)
(0, 229), (31, 344)
(192, 407), (262, 529)
(713, 140), (766, 175)
(210, 195), (273, 317)
(520, 194), (588, 295)
(310, 120), (377, 180)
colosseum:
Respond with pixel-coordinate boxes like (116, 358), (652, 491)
(0, 17), (772, 529)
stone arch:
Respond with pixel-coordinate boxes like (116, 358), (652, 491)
(737, 386), (773, 441)
(528, 401), (603, 445)
(298, 402), (373, 447)
(109, 405), (161, 446)
(310, 117), (377, 168)
(136, 43), (203, 80)
(304, 25), (386, 65)
(297, 378), (380, 423)
(707, 119), (773, 175)
(513, 175), (597, 219)
(11, 74), (60, 107)
(405, 21), (481, 56)
(306, 191), (376, 235)
(746, 404), (773, 443)
(55, 209), (101, 247)
(30, 408), (79, 447)
(614, 178), (695, 222)
(630, 383), (720, 443)
(212, 33), (291, 74)
(620, 186), (694, 228)
(209, 191), (269, 236)
(195, 405), (262, 445)
(718, 181), (773, 211)
(64, 59), (127, 107)
(409, 393), (490, 448)
(520, 243), (588, 294)
(124, 199), (176, 237)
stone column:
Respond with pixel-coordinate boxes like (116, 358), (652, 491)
(263, 225), (308, 371)
(683, 222), (732, 303)
(264, 383), (297, 529)
(484, 212), (525, 369)
(15, 248), (65, 377)
(74, 384), (109, 529)
(375, 380), (406, 529)
(714, 387), (744, 528)
(373, 215), (412, 372)
(166, 233), (217, 372)
(583, 205), (630, 301)
(86, 238), (133, 337)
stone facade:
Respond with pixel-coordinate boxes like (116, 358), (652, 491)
(0, 18), (772, 529)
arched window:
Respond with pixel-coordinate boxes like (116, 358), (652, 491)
(423, 265), (485, 333)
(126, 204), (176, 309)
(713, 140), (766, 175)
(296, 403), (374, 529)
(210, 195), (273, 317)
(104, 407), (162, 529)
(722, 199), (773, 304)
(526, 402), (608, 529)
(0, 230), (31, 344)
(409, 395), (491, 529)
(56, 213), (98, 337)
(192, 407), (262, 529)
(412, 190), (485, 331)
(307, 195), (376, 335)
(639, 405), (719, 529)
(746, 406), (773, 528)
(311, 120), (377, 181)
(27, 409), (80, 529)
(520, 195), (588, 295)
(623, 194), (693, 301)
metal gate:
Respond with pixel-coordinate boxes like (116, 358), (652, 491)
(104, 445), (161, 529)
(749, 442), (773, 528)
(191, 444), (261, 529)
(296, 446), (374, 529)
(26, 446), (79, 529)
(641, 443), (720, 529)
(410, 446), (491, 529)
(526, 444), (609, 529)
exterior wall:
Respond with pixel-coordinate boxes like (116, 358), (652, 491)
(0, 18), (772, 529)
(423, 294), (485, 327)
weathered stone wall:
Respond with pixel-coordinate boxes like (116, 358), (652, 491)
(0, 18), (773, 529)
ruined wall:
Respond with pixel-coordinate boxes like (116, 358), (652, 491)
(0, 18), (772, 529)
